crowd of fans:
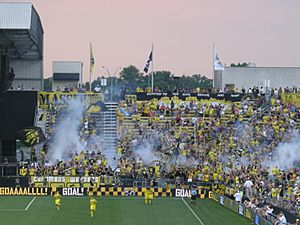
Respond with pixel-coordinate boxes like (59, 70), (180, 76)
(132, 86), (300, 96)
(18, 87), (300, 224)
(116, 91), (300, 221)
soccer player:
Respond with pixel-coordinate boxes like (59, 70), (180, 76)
(54, 191), (61, 210)
(144, 187), (154, 205)
(89, 196), (97, 218)
(191, 186), (197, 206)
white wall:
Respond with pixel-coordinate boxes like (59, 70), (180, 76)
(52, 61), (83, 85)
(221, 67), (300, 90)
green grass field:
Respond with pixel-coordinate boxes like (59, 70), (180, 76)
(0, 196), (252, 225)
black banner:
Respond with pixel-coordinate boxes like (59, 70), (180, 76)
(17, 126), (45, 146)
(130, 92), (246, 102)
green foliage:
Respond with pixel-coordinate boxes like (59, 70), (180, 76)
(115, 65), (212, 91)
(43, 78), (52, 91)
(119, 65), (144, 89)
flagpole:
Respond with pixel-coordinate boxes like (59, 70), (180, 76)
(151, 43), (154, 92)
(89, 68), (92, 91)
(212, 43), (215, 89)
(89, 42), (92, 91)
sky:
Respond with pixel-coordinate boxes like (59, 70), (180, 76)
(3, 0), (300, 81)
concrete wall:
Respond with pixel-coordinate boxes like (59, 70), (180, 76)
(213, 70), (222, 89)
(220, 67), (300, 90)
(10, 59), (43, 90)
(52, 61), (82, 83)
(52, 80), (78, 91)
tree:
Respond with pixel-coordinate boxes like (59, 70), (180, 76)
(104, 65), (213, 92)
(43, 77), (52, 91)
(191, 74), (213, 89)
(152, 71), (174, 91)
(119, 65), (144, 90)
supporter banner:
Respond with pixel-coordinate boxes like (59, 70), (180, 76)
(173, 188), (211, 199)
(32, 176), (99, 183)
(174, 189), (191, 197)
(132, 92), (246, 102)
(17, 126), (45, 146)
(239, 204), (244, 215)
(52, 187), (172, 197)
(255, 214), (260, 225)
(38, 91), (102, 108)
(220, 195), (224, 205)
(0, 187), (48, 196)
(61, 188), (85, 196)
(86, 101), (108, 113)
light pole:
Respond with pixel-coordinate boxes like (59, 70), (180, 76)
(102, 66), (122, 101)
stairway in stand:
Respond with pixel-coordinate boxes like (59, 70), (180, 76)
(96, 102), (118, 151)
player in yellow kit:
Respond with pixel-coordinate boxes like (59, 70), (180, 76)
(54, 191), (61, 210)
(144, 187), (154, 205)
(89, 196), (97, 217)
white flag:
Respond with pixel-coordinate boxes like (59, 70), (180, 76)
(213, 46), (224, 71)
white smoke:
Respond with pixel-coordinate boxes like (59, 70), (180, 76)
(175, 155), (199, 167)
(263, 129), (300, 170)
(134, 141), (159, 165)
(88, 135), (119, 169)
(48, 97), (85, 164)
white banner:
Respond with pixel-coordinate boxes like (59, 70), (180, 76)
(175, 189), (191, 198)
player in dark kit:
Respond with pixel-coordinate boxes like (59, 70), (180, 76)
(191, 186), (197, 206)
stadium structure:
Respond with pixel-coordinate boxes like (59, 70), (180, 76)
(0, 2), (44, 91)
(52, 61), (83, 91)
(213, 51), (300, 91)
(0, 2), (300, 225)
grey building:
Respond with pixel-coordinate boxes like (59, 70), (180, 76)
(0, 2), (44, 90)
(214, 66), (300, 91)
(52, 61), (83, 91)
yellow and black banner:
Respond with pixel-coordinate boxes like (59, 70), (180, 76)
(17, 126), (45, 146)
(38, 91), (103, 109)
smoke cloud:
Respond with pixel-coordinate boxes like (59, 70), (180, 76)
(263, 129), (300, 170)
(48, 97), (85, 164)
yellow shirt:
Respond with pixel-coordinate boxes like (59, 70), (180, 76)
(29, 168), (35, 176)
(145, 189), (154, 198)
(90, 198), (97, 208)
(71, 168), (76, 176)
(54, 193), (61, 200)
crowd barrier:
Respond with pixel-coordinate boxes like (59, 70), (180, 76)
(211, 192), (272, 225)
(210, 193), (300, 225)
(0, 186), (213, 198)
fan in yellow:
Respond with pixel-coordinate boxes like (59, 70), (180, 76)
(89, 196), (97, 217)
(54, 191), (61, 210)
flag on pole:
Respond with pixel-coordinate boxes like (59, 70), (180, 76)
(213, 46), (224, 71)
(143, 51), (152, 73)
(90, 42), (95, 74)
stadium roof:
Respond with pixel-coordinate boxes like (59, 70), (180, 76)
(0, 2), (43, 59)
